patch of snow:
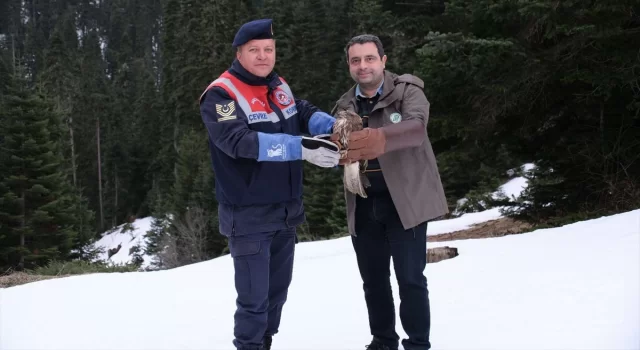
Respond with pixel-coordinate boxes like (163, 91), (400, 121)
(428, 208), (504, 235)
(493, 176), (528, 200)
(93, 217), (154, 268)
(492, 163), (536, 200)
(453, 163), (536, 216)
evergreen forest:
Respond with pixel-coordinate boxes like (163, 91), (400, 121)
(1, 0), (638, 271)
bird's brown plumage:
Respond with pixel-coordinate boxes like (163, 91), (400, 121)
(333, 110), (368, 198)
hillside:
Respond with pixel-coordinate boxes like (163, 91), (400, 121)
(90, 165), (536, 269)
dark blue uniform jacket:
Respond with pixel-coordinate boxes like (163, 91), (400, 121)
(200, 59), (334, 236)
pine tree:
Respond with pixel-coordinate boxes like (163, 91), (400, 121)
(171, 127), (225, 257)
(145, 127), (226, 267)
(326, 170), (348, 236)
(414, 25), (533, 206)
(302, 165), (340, 238)
(0, 51), (10, 95)
(41, 8), (81, 190)
(0, 72), (83, 269)
(420, 0), (640, 222)
(73, 28), (111, 233)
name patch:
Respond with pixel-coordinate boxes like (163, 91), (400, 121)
(248, 112), (270, 123)
(283, 105), (298, 119)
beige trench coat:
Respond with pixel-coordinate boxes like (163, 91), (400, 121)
(332, 70), (449, 235)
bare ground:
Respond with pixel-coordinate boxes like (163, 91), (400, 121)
(428, 217), (534, 243)
(0, 272), (77, 289)
(426, 217), (534, 263)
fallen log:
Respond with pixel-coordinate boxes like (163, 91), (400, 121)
(427, 246), (458, 263)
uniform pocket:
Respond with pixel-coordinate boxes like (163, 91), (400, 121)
(229, 239), (268, 302)
(229, 240), (261, 258)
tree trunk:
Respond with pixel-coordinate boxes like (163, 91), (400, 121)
(31, 0), (36, 27)
(173, 119), (179, 181)
(97, 117), (104, 231)
(19, 190), (25, 268)
(599, 103), (605, 164)
(11, 33), (15, 68)
(114, 165), (118, 227)
(69, 116), (76, 187)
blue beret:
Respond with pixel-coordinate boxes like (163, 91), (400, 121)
(232, 19), (274, 48)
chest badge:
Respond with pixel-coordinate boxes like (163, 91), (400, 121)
(390, 112), (402, 123)
(275, 90), (291, 106)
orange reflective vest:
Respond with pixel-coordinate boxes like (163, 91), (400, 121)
(200, 71), (298, 124)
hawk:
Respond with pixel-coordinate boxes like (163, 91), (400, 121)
(333, 109), (370, 198)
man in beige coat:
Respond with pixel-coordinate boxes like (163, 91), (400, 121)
(330, 34), (449, 350)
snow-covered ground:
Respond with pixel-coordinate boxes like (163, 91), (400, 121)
(1, 163), (638, 349)
(1, 207), (638, 349)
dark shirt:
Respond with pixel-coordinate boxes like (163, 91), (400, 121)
(356, 91), (388, 195)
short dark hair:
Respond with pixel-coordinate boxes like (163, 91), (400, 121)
(344, 34), (385, 61)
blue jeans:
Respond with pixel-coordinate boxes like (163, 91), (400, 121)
(353, 192), (431, 350)
(228, 228), (296, 350)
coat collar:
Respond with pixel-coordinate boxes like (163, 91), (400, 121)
(335, 70), (400, 112)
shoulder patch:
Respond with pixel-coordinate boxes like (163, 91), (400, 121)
(216, 101), (237, 121)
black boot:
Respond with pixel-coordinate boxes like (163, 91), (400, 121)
(365, 339), (396, 350)
(262, 335), (272, 350)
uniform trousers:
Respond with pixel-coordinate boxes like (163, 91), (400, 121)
(228, 227), (296, 350)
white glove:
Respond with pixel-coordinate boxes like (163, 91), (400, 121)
(301, 136), (340, 168)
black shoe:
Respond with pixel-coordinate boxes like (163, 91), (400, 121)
(263, 335), (272, 350)
(365, 339), (396, 350)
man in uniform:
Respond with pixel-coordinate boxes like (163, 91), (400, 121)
(331, 34), (449, 350)
(199, 19), (341, 350)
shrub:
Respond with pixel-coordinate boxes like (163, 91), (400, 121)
(27, 259), (139, 276)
